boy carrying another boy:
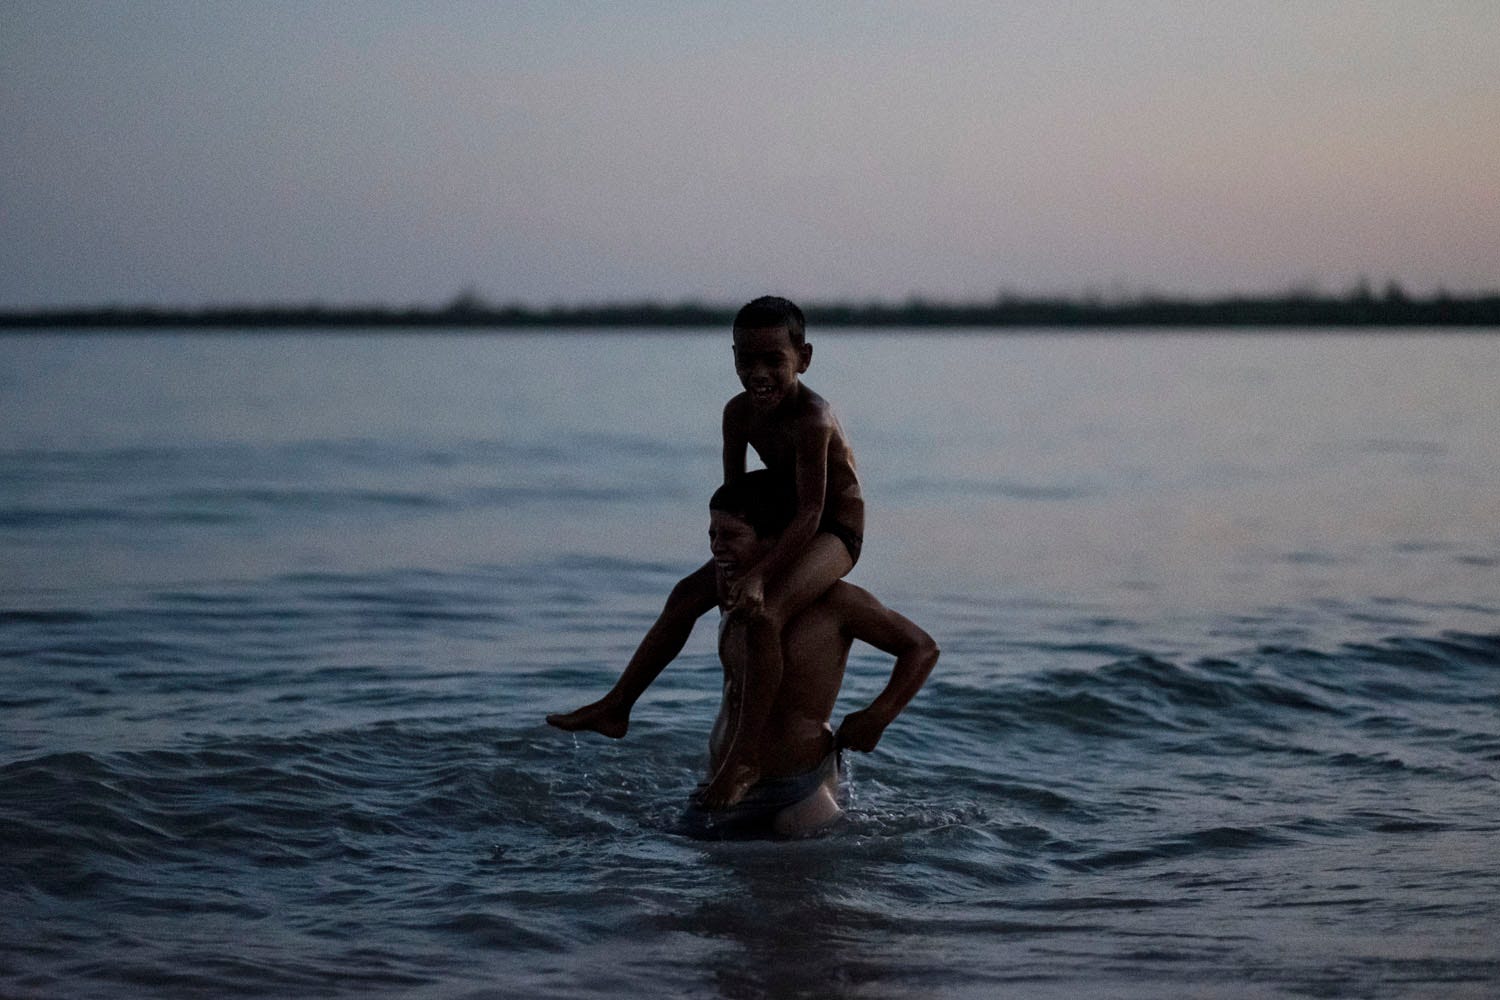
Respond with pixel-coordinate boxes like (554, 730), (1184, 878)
(548, 296), (866, 810)
(556, 470), (936, 838)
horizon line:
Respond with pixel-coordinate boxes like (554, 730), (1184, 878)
(4, 286), (1500, 330)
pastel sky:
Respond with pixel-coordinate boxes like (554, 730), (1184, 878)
(3, 1), (1497, 308)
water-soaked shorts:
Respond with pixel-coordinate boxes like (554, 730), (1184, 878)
(678, 752), (842, 841)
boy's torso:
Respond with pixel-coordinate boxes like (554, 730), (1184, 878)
(710, 583), (858, 779)
(741, 386), (865, 535)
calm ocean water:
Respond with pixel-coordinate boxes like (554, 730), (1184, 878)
(2, 329), (1498, 999)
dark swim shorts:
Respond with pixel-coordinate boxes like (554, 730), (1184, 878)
(678, 752), (842, 841)
(819, 516), (863, 565)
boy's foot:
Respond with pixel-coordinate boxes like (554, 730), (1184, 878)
(545, 699), (630, 739)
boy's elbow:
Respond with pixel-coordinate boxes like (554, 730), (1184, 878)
(907, 632), (939, 669)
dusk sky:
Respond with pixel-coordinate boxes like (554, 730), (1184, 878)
(4, 1), (1497, 309)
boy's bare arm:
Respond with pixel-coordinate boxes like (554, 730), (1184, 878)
(833, 587), (940, 752)
(732, 411), (833, 607)
(546, 561), (717, 737)
(722, 397), (748, 483)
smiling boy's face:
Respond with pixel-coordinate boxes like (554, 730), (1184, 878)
(732, 325), (811, 411)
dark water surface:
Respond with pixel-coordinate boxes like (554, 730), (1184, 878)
(2, 330), (1498, 998)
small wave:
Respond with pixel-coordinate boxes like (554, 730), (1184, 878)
(1057, 824), (1293, 873)
(0, 435), (705, 538)
(433, 910), (568, 952)
(930, 631), (1499, 742)
(885, 474), (1100, 501)
(0, 505), (238, 529)
(165, 486), (450, 510)
(923, 654), (1339, 745)
(0, 609), (97, 625)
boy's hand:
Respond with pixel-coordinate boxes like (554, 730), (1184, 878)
(835, 707), (891, 753)
(728, 573), (765, 611)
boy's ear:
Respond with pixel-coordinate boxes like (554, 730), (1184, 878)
(797, 343), (812, 372)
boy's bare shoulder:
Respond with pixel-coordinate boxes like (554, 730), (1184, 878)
(821, 579), (879, 614)
(798, 384), (832, 410)
(820, 582), (933, 649)
(792, 385), (837, 427)
(723, 392), (753, 421)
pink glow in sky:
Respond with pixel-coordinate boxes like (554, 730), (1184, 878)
(3, 1), (1497, 307)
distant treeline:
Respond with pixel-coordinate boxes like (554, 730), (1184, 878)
(4, 289), (1500, 330)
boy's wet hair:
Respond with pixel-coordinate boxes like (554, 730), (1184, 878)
(709, 469), (796, 538)
(733, 295), (806, 348)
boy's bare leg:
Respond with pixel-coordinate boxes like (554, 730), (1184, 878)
(547, 560), (717, 738)
(699, 536), (853, 807)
